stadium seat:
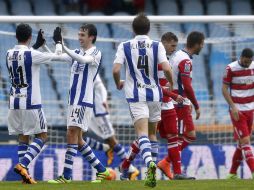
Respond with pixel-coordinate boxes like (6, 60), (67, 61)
(11, 0), (33, 15)
(31, 0), (56, 15)
(157, 0), (178, 16)
(231, 0), (253, 37)
(0, 0), (9, 15)
(144, 0), (155, 15)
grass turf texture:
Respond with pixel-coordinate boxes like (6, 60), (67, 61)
(0, 180), (254, 190)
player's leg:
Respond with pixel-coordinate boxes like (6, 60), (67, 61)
(177, 105), (196, 151)
(227, 144), (242, 179)
(157, 109), (178, 179)
(13, 109), (48, 184)
(78, 132), (110, 183)
(227, 111), (254, 179)
(119, 139), (140, 180)
(84, 136), (110, 152)
(148, 122), (158, 163)
(48, 106), (84, 183)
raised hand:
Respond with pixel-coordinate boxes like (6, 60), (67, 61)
(53, 27), (62, 44)
(32, 29), (45, 49)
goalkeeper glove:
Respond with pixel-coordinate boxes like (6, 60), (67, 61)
(53, 27), (62, 44)
(32, 29), (45, 49)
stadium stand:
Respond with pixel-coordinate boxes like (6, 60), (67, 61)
(0, 0), (253, 136)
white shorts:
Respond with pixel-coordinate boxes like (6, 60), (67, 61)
(88, 114), (115, 140)
(67, 105), (93, 132)
(8, 109), (47, 135)
(128, 102), (161, 124)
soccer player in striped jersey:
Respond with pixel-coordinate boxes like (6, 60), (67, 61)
(6, 23), (67, 184)
(48, 24), (109, 183)
(119, 32), (195, 180)
(113, 13), (173, 187)
(84, 74), (139, 179)
(222, 48), (254, 179)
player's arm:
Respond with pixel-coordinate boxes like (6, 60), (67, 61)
(158, 42), (173, 87)
(52, 26), (97, 65)
(62, 45), (96, 64)
(222, 66), (239, 121)
(162, 87), (184, 103)
(113, 43), (125, 90)
(179, 59), (200, 119)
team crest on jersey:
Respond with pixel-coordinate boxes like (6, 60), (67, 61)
(72, 62), (85, 73)
(184, 63), (191, 72)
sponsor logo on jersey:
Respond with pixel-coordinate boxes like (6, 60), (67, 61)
(184, 63), (191, 72)
(136, 82), (157, 89)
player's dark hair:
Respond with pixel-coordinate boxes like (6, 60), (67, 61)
(186, 31), (205, 48)
(161, 32), (178, 42)
(16, 23), (32, 43)
(132, 13), (150, 35)
(80, 24), (97, 43)
(241, 48), (253, 58)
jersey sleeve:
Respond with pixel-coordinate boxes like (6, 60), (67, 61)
(157, 42), (168, 64)
(178, 59), (192, 77)
(32, 50), (72, 64)
(93, 51), (102, 66)
(223, 66), (232, 84)
(113, 42), (125, 65)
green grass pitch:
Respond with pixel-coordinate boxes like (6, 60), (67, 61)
(0, 180), (254, 190)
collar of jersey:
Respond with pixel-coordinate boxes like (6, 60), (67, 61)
(80, 45), (95, 54)
(181, 49), (193, 59)
(15, 45), (29, 49)
(134, 35), (150, 40)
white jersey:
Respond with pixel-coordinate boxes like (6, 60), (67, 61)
(93, 74), (108, 116)
(6, 45), (54, 109)
(114, 35), (168, 102)
(171, 49), (192, 106)
(62, 46), (101, 107)
(158, 54), (175, 110)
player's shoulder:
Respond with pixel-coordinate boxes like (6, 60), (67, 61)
(88, 46), (101, 56)
(173, 50), (191, 63)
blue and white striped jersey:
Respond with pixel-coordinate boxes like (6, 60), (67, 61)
(62, 46), (101, 107)
(6, 45), (54, 109)
(93, 74), (108, 116)
(114, 35), (168, 102)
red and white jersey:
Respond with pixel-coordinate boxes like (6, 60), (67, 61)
(223, 60), (254, 111)
(171, 49), (192, 105)
(6, 45), (54, 109)
(158, 54), (174, 110)
(114, 35), (168, 102)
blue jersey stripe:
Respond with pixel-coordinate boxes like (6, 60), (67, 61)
(138, 41), (153, 101)
(12, 51), (20, 109)
(78, 64), (89, 105)
(152, 42), (162, 101)
(69, 74), (79, 105)
(24, 51), (34, 109)
(123, 42), (139, 102)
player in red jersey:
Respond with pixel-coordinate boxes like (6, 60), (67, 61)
(222, 48), (254, 179)
(157, 31), (205, 178)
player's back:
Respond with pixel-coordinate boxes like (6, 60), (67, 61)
(6, 45), (44, 110)
(120, 35), (167, 102)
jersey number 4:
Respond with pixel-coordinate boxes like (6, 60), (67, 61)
(8, 66), (28, 88)
(137, 55), (149, 76)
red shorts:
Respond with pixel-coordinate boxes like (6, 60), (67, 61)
(174, 105), (195, 135)
(158, 109), (178, 138)
(230, 110), (253, 140)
